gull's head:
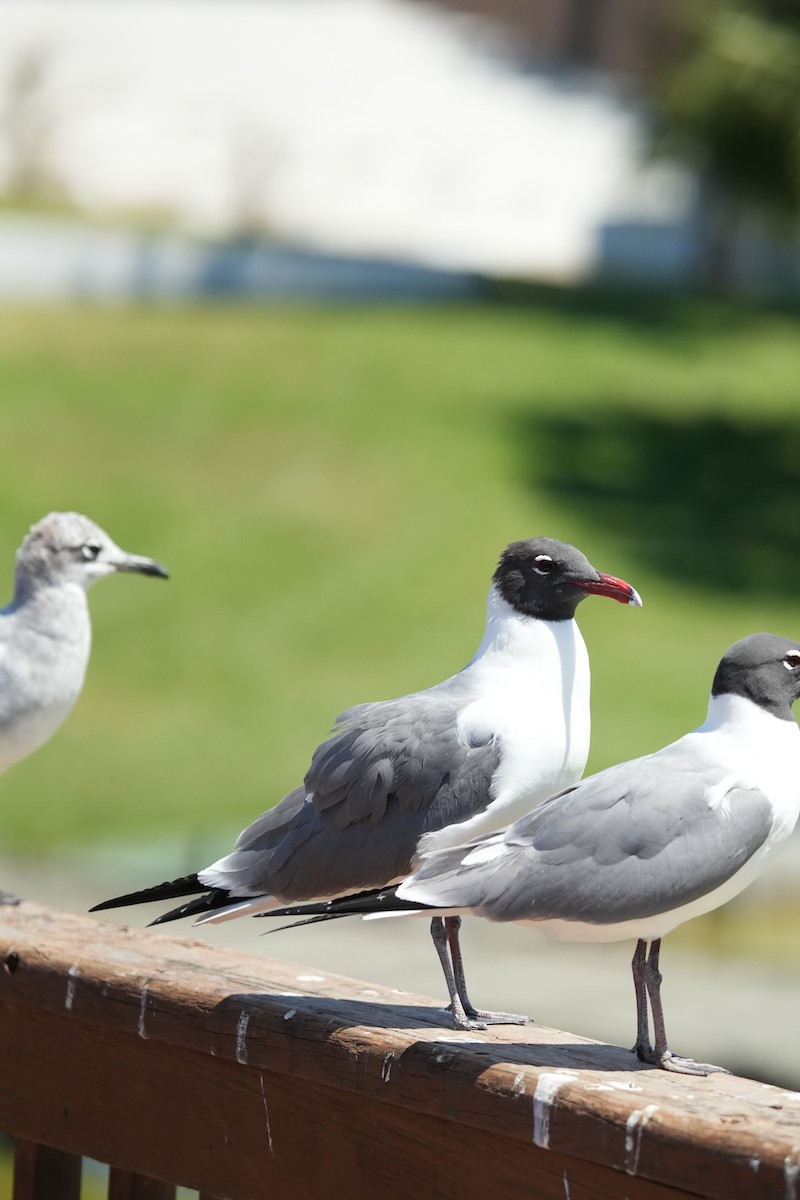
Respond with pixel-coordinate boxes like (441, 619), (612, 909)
(493, 536), (641, 622)
(14, 512), (169, 594)
(712, 632), (800, 719)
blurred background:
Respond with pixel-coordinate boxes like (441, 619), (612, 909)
(0, 2), (799, 1175)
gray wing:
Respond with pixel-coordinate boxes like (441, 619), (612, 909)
(402, 748), (774, 924)
(305, 693), (495, 828)
(204, 691), (500, 901)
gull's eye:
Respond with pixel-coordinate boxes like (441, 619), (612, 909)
(782, 652), (800, 671)
(80, 540), (102, 561)
(533, 554), (555, 576)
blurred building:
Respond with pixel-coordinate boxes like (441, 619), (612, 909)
(0, 0), (795, 300)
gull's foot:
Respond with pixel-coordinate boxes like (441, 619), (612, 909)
(444, 1002), (488, 1032)
(635, 1043), (729, 1076)
(450, 1012), (489, 1033)
(456, 993), (533, 1026)
(658, 1051), (730, 1077)
(465, 1009), (534, 1026)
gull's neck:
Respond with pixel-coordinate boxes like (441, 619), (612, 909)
(468, 585), (574, 665)
(2, 579), (91, 646)
(700, 690), (795, 734)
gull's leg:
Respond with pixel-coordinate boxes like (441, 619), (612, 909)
(638, 939), (729, 1076)
(429, 917), (487, 1031)
(445, 916), (532, 1026)
(630, 939), (653, 1060)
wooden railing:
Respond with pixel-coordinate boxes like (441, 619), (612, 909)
(1, 896), (799, 1199)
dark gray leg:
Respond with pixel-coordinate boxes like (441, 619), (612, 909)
(445, 916), (532, 1026)
(429, 917), (487, 1031)
(630, 939), (653, 1060)
(635, 939), (729, 1076)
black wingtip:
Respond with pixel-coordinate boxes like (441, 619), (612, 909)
(90, 873), (202, 913)
(147, 890), (233, 926)
(255, 886), (428, 923)
(262, 911), (351, 935)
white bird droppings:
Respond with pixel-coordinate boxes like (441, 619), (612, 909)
(532, 1073), (578, 1149)
(584, 1080), (643, 1094)
(138, 986), (149, 1040)
(65, 964), (79, 1011)
(260, 1074), (274, 1157)
(785, 1152), (800, 1200)
(236, 1010), (250, 1064)
(624, 1105), (659, 1176)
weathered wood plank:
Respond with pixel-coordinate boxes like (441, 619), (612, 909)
(107, 1167), (176, 1199)
(12, 1139), (81, 1200)
(1, 901), (798, 1200)
(1, 1006), (684, 1200)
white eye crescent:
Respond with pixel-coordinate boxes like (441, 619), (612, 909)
(533, 554), (555, 576)
(782, 652), (800, 671)
(81, 541), (102, 561)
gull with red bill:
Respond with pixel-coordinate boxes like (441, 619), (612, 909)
(93, 536), (641, 1028)
(257, 633), (800, 1075)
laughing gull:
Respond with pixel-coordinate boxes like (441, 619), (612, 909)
(263, 633), (800, 1073)
(92, 536), (641, 1027)
(0, 512), (168, 776)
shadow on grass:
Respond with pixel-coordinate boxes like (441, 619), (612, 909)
(484, 278), (799, 333)
(510, 405), (800, 598)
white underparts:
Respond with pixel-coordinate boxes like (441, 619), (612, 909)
(418, 589), (591, 855)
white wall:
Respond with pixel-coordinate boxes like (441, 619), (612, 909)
(0, 0), (694, 280)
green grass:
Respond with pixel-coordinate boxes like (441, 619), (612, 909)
(0, 294), (799, 878)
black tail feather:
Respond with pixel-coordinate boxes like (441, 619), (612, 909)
(263, 912), (353, 935)
(93, 875), (430, 931)
(90, 872), (203, 913)
(256, 885), (430, 924)
(149, 889), (240, 927)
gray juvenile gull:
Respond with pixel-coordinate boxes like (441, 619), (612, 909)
(0, 512), (168, 776)
(92, 536), (641, 1029)
(264, 633), (800, 1072)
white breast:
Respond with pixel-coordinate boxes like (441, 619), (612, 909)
(420, 590), (591, 854)
(694, 693), (800, 838)
(0, 587), (91, 774)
